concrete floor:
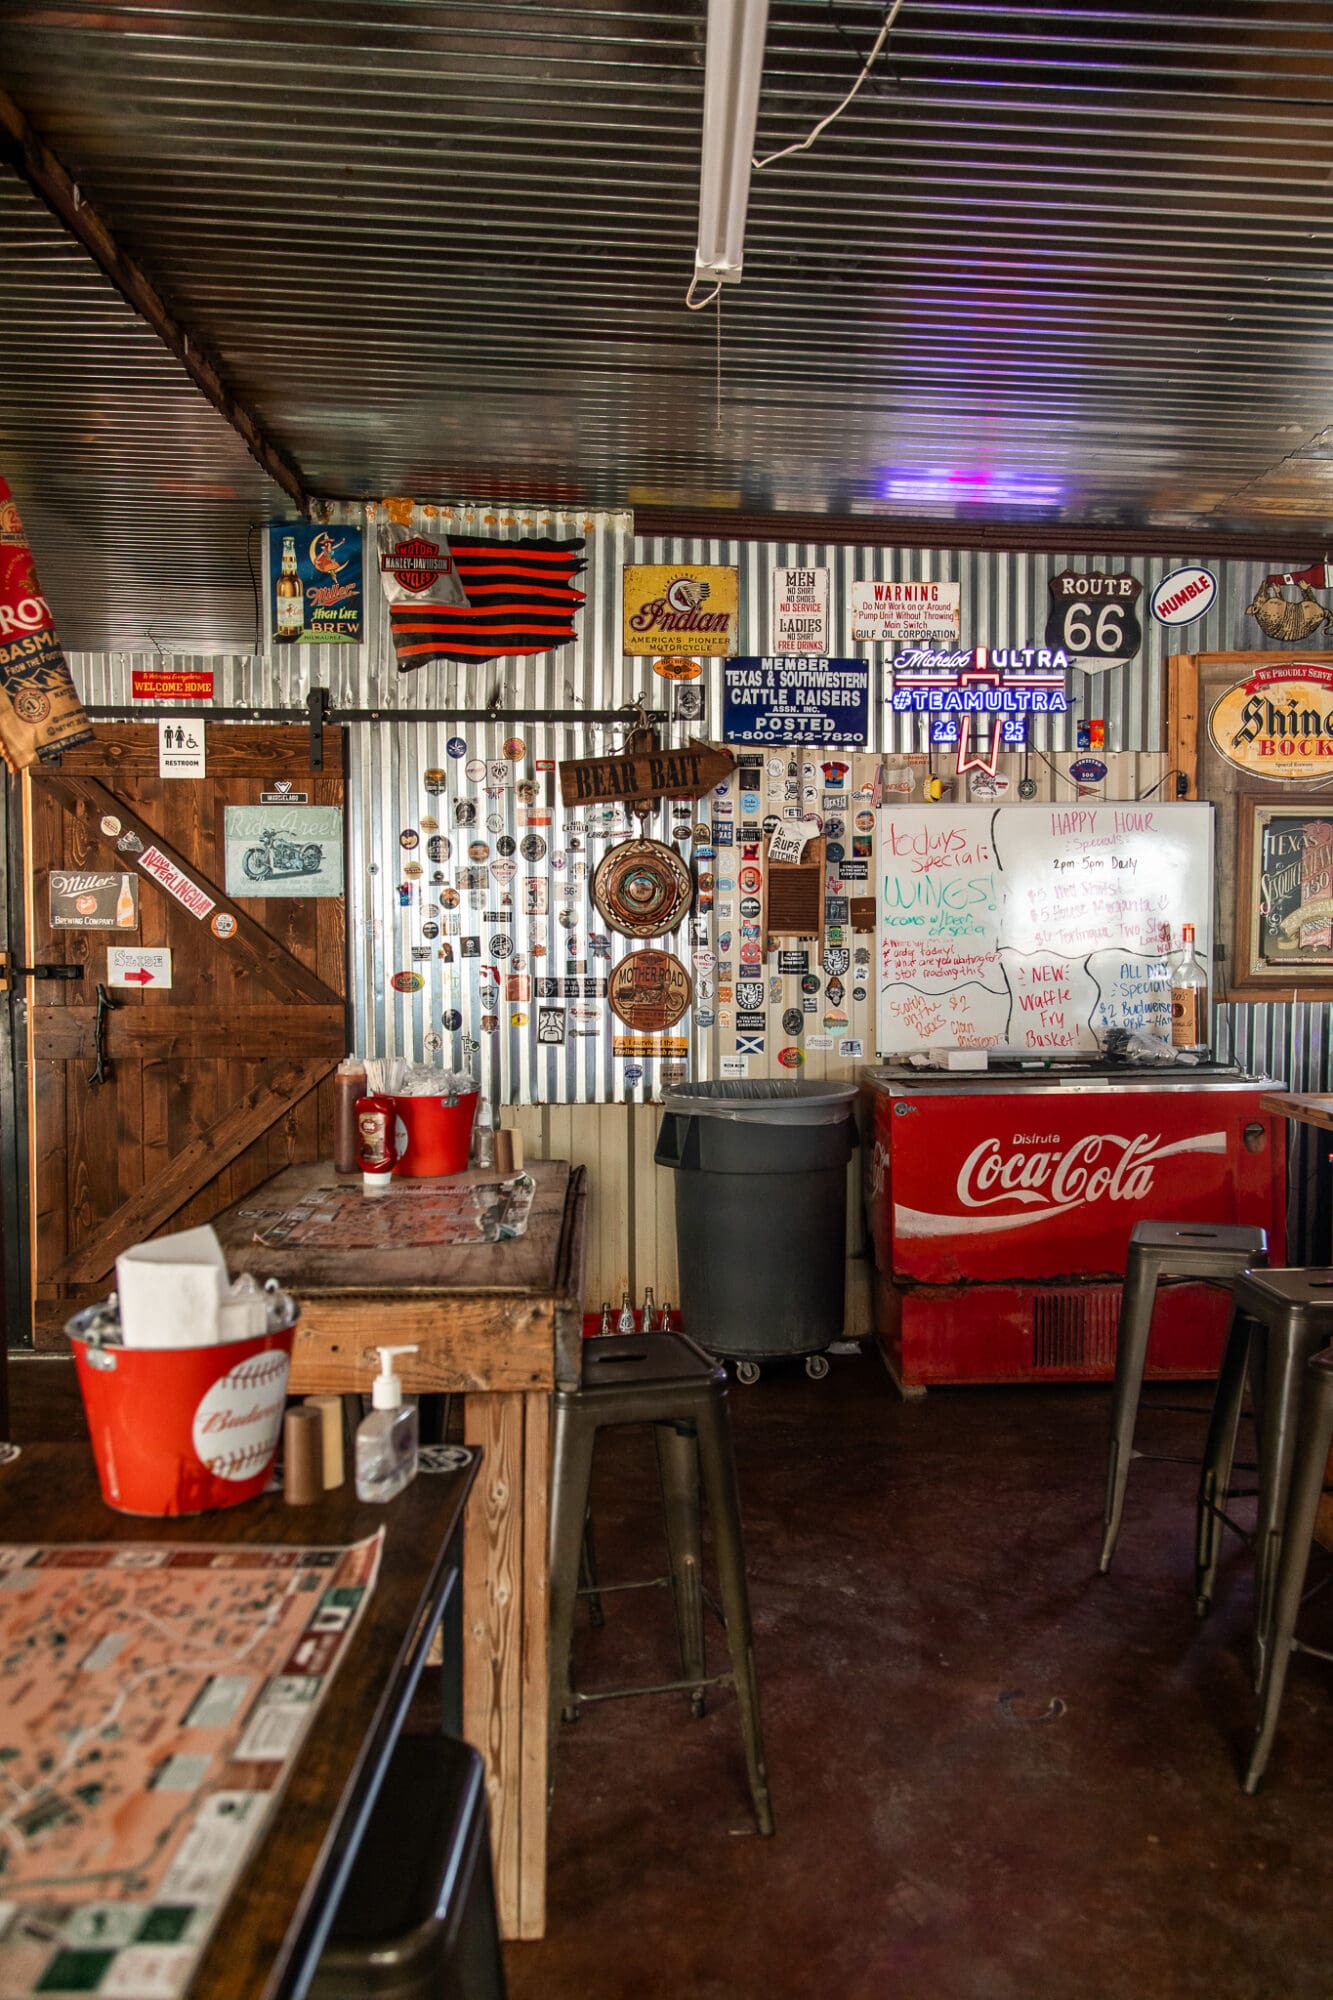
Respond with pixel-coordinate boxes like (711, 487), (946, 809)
(510, 1352), (1332, 2000)
(9, 1351), (1331, 1997)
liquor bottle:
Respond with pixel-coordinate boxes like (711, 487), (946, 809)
(640, 1286), (658, 1334)
(1170, 922), (1210, 1055)
(616, 1290), (636, 1335)
(274, 534), (304, 644)
(597, 1301), (613, 1338)
(115, 873), (135, 929)
(1147, 921), (1173, 1045)
(660, 1300), (674, 1332)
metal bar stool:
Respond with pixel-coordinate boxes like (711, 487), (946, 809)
(1196, 1268), (1333, 1690)
(1099, 1221), (1267, 1573)
(548, 1330), (774, 1837)
(1244, 1344), (1333, 1793)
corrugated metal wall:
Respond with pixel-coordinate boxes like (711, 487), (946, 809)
(65, 521), (1332, 1314)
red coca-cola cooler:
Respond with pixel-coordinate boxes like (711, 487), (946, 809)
(862, 1063), (1286, 1393)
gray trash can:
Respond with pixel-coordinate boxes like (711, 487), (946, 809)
(654, 1080), (858, 1381)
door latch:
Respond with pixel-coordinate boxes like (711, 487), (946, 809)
(0, 955), (83, 992)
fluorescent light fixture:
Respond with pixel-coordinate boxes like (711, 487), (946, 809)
(694, 0), (770, 287)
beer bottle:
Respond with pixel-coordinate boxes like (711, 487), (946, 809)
(274, 535), (304, 645)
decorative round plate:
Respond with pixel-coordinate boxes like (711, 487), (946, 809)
(607, 949), (693, 1032)
(592, 838), (692, 939)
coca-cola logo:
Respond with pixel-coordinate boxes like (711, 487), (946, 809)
(893, 1127), (1228, 1238)
(959, 1131), (1170, 1212)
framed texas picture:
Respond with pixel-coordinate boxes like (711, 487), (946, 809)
(1234, 796), (1333, 999)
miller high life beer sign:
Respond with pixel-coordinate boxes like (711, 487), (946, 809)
(889, 645), (1070, 775)
(623, 565), (738, 656)
(1208, 663), (1333, 780)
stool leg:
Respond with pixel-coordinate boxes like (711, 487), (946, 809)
(580, 1510), (605, 1629)
(1252, 1322), (1323, 1692)
(548, 1399), (597, 1786)
(1244, 1368), (1333, 1793)
(1099, 1246), (1161, 1573)
(1196, 1306), (1253, 1617)
(654, 1420), (707, 1717)
(694, 1390), (774, 1837)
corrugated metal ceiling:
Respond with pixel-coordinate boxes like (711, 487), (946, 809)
(3, 2), (1333, 648)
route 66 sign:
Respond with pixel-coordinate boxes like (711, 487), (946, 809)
(1045, 571), (1142, 673)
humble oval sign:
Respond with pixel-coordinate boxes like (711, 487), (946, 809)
(1209, 664), (1333, 780)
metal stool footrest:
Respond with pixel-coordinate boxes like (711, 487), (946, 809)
(549, 1331), (774, 1837)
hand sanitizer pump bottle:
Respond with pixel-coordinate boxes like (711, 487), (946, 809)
(355, 1345), (420, 1502)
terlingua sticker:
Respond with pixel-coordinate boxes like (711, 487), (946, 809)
(137, 846), (215, 920)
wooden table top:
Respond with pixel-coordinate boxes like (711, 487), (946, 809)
(1260, 1091), (1333, 1133)
(211, 1158), (588, 1398)
(0, 1442), (475, 2000)
(212, 1158), (576, 1297)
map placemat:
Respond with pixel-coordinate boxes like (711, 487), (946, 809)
(0, 1533), (382, 1999)
(247, 1175), (534, 1250)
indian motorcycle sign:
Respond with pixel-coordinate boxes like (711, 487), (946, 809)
(622, 565), (738, 657)
(1208, 663), (1333, 780)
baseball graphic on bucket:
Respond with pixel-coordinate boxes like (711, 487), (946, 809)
(192, 1348), (291, 1482)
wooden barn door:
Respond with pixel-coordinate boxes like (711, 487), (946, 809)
(22, 724), (347, 1343)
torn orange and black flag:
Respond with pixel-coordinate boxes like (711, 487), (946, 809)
(388, 537), (586, 669)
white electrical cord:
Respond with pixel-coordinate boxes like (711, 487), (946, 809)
(753, 0), (904, 171)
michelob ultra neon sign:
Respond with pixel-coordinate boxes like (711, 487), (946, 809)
(889, 645), (1070, 774)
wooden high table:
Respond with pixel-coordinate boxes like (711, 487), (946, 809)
(212, 1157), (588, 1942)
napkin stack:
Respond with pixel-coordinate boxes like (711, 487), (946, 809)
(114, 1225), (268, 1348)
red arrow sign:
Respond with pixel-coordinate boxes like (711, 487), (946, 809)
(123, 967), (155, 985)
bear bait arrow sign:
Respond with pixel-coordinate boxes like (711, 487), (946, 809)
(558, 738), (733, 808)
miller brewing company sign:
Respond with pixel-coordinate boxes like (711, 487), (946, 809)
(1208, 663), (1333, 780)
(622, 565), (738, 656)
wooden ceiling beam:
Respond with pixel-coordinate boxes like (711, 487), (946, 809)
(0, 87), (309, 513)
(634, 508), (1333, 563)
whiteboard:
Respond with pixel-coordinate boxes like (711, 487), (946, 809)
(876, 802), (1214, 1054)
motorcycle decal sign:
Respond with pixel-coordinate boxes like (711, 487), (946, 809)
(223, 804), (343, 899)
(269, 523), (364, 643)
(158, 718), (206, 778)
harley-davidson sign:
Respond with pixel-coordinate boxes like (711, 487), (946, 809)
(1208, 663), (1333, 780)
(376, 525), (468, 607)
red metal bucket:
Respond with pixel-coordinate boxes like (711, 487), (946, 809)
(67, 1298), (299, 1517)
(392, 1091), (478, 1177)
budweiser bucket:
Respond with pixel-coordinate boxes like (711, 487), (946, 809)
(67, 1291), (299, 1517)
(392, 1091), (478, 1177)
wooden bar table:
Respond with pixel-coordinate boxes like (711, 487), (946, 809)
(212, 1157), (588, 1943)
(0, 1442), (476, 2000)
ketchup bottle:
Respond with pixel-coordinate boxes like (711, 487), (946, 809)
(355, 1094), (400, 1194)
